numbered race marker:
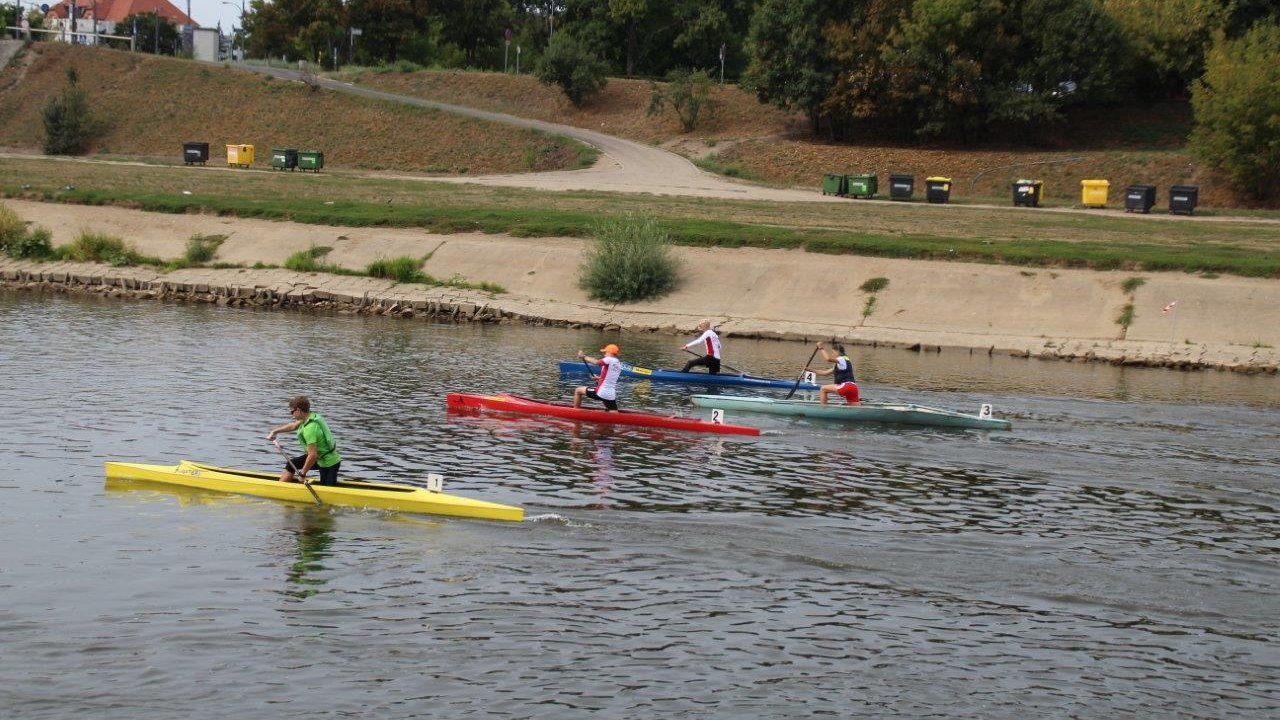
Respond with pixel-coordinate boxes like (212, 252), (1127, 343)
(426, 473), (444, 492)
(710, 408), (725, 425)
(979, 404), (993, 419)
(803, 371), (816, 385)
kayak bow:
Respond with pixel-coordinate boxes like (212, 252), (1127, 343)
(104, 461), (524, 522)
(447, 392), (760, 436)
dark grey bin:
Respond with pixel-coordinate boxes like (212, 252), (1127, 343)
(1125, 184), (1156, 214)
(183, 142), (209, 165)
(1169, 185), (1199, 215)
(889, 173), (914, 201)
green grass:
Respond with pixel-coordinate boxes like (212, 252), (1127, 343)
(367, 256), (426, 283)
(1121, 276), (1147, 294)
(185, 233), (226, 264)
(62, 231), (155, 266)
(3, 157), (1279, 278)
(694, 157), (762, 181)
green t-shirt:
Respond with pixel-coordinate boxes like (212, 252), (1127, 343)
(296, 412), (340, 468)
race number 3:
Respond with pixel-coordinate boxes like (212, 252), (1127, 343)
(710, 408), (725, 425)
(979, 403), (993, 419)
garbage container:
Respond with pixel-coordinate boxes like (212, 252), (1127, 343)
(1169, 185), (1199, 215)
(1081, 179), (1110, 208)
(889, 173), (914, 201)
(226, 144), (254, 168)
(183, 142), (209, 166)
(1124, 184), (1156, 213)
(271, 148), (299, 171)
(925, 176), (952, 204)
(846, 173), (877, 199)
(1013, 179), (1043, 207)
(298, 150), (325, 173)
(822, 173), (846, 196)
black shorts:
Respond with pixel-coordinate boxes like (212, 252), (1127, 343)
(584, 389), (618, 411)
(681, 355), (721, 374)
(287, 454), (341, 485)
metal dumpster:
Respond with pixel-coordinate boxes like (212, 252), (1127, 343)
(183, 142), (209, 166)
(822, 173), (846, 196)
(1013, 179), (1043, 207)
(226, 144), (255, 168)
(298, 150), (325, 173)
(1124, 184), (1156, 213)
(1169, 185), (1199, 215)
(925, 176), (952, 204)
(846, 173), (877, 198)
(270, 148), (299, 171)
(889, 173), (914, 201)
(1081, 179), (1110, 208)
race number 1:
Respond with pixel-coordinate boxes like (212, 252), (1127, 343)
(711, 408), (725, 425)
(426, 473), (444, 492)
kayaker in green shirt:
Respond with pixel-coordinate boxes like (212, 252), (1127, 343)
(267, 395), (342, 486)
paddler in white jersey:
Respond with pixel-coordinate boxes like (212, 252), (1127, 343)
(811, 341), (861, 405)
(574, 343), (622, 411)
(679, 318), (722, 374)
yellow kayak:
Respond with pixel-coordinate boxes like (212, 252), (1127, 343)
(104, 460), (524, 522)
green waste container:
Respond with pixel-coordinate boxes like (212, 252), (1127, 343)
(846, 173), (877, 199)
(298, 150), (325, 173)
(925, 176), (952, 204)
(821, 173), (846, 196)
(270, 148), (299, 171)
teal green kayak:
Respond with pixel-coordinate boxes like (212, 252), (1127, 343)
(689, 394), (1012, 430)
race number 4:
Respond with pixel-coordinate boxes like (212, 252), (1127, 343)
(803, 371), (816, 384)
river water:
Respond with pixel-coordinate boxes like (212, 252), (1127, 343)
(1, 291), (1277, 719)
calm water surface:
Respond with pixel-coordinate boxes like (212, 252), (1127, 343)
(1, 292), (1278, 719)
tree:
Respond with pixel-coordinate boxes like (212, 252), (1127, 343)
(42, 67), (98, 155)
(1102, 0), (1229, 98)
(433, 0), (512, 67)
(121, 12), (181, 55)
(535, 32), (608, 105)
(742, 0), (842, 133)
(346, 0), (432, 64)
(647, 68), (718, 132)
(1189, 23), (1280, 201)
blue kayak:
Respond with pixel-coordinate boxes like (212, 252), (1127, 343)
(558, 360), (820, 391)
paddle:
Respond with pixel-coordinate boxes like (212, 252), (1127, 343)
(271, 439), (324, 506)
(785, 344), (822, 400)
(681, 347), (745, 375)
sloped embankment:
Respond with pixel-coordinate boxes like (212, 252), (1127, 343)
(0, 43), (588, 174)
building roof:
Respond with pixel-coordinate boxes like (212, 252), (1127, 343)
(46, 0), (197, 27)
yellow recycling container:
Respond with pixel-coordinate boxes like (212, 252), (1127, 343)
(1081, 179), (1110, 208)
(226, 144), (255, 168)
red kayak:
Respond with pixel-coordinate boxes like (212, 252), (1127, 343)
(446, 393), (761, 437)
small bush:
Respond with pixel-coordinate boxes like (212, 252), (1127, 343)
(1121, 276), (1146, 294)
(65, 231), (144, 266)
(1116, 302), (1135, 335)
(284, 245), (333, 272)
(185, 233), (226, 264)
(860, 277), (890, 293)
(367, 256), (424, 283)
(861, 296), (878, 320)
(579, 214), (680, 304)
(647, 69), (718, 132)
(42, 67), (100, 155)
(2, 226), (55, 260)
(535, 33), (608, 106)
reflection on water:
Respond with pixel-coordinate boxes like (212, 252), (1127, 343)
(2, 292), (1279, 719)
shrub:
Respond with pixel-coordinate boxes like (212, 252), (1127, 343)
(647, 69), (719, 132)
(535, 34), (608, 106)
(579, 214), (680, 304)
(185, 233), (226, 264)
(1121, 276), (1146, 294)
(366, 256), (424, 283)
(65, 231), (144, 266)
(859, 276), (890, 293)
(42, 67), (99, 155)
(1190, 24), (1280, 200)
(2, 225), (55, 259)
(284, 245), (334, 272)
(0, 203), (25, 244)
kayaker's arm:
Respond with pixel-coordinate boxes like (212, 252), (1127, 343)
(298, 443), (319, 478)
(811, 366), (834, 377)
(576, 350), (602, 366)
(266, 419), (302, 440)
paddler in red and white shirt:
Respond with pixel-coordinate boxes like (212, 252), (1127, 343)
(811, 341), (860, 405)
(679, 318), (722, 374)
(574, 343), (622, 411)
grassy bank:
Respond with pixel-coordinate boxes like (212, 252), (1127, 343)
(3, 156), (1278, 278)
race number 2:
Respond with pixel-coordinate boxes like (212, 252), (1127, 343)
(710, 408), (725, 425)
